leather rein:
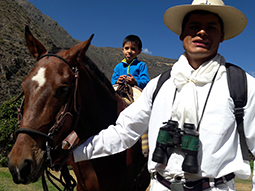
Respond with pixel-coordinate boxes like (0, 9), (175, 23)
(14, 54), (81, 190)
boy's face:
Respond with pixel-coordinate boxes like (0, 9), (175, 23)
(122, 41), (141, 64)
(180, 13), (224, 66)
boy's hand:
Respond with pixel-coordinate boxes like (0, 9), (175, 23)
(126, 74), (137, 86)
(116, 75), (127, 84)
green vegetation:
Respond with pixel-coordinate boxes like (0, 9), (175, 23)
(0, 96), (22, 167)
(250, 158), (254, 169)
(0, 167), (66, 191)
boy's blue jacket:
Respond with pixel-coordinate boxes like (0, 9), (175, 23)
(111, 58), (150, 89)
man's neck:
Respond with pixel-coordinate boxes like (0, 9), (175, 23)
(185, 53), (217, 69)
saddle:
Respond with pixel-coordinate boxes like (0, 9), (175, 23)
(113, 82), (142, 105)
(113, 83), (148, 157)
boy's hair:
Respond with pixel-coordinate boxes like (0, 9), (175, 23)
(122, 35), (142, 50)
(181, 10), (224, 33)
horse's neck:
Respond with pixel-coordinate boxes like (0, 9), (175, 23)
(116, 94), (128, 115)
(75, 75), (123, 140)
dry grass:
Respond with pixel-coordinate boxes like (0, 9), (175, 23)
(235, 175), (252, 191)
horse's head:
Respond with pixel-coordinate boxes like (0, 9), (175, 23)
(8, 26), (94, 184)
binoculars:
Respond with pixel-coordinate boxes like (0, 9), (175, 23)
(152, 120), (199, 173)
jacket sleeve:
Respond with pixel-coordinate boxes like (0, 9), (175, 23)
(72, 78), (157, 162)
(136, 62), (150, 89)
(244, 73), (255, 155)
(243, 74), (255, 187)
(111, 64), (121, 85)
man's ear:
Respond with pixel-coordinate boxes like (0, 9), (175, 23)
(220, 31), (225, 43)
(179, 33), (184, 41)
(138, 49), (142, 55)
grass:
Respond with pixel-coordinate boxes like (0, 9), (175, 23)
(0, 167), (73, 191)
(0, 167), (253, 191)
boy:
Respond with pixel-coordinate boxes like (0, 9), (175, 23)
(111, 35), (150, 89)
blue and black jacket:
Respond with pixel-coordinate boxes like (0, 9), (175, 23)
(111, 58), (150, 89)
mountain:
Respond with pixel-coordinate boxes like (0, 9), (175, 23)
(0, 0), (176, 105)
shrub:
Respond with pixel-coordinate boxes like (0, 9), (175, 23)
(250, 159), (254, 170)
(0, 95), (22, 167)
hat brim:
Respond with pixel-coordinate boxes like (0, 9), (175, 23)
(163, 4), (247, 40)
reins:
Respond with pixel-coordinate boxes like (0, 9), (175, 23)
(115, 81), (135, 104)
(13, 53), (81, 191)
(41, 165), (77, 191)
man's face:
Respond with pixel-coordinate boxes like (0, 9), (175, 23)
(180, 13), (224, 65)
(122, 41), (141, 64)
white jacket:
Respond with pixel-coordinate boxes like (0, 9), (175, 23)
(73, 54), (255, 183)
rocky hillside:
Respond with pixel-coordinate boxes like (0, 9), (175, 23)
(15, 0), (81, 48)
(0, 0), (176, 105)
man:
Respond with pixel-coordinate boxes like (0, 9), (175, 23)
(73, 0), (255, 190)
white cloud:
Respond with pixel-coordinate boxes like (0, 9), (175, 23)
(142, 48), (152, 55)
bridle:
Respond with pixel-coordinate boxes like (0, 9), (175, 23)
(14, 54), (81, 190)
(15, 53), (80, 164)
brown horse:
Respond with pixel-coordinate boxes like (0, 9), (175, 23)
(8, 26), (150, 191)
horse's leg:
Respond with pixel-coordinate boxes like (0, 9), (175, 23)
(72, 161), (101, 191)
(126, 142), (151, 191)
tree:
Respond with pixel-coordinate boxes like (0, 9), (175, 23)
(0, 96), (22, 167)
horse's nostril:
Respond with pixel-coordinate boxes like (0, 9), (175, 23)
(20, 159), (32, 180)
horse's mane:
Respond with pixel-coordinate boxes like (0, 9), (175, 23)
(49, 46), (64, 54)
(49, 47), (115, 95)
(81, 55), (116, 95)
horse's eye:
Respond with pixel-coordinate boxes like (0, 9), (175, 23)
(56, 86), (69, 97)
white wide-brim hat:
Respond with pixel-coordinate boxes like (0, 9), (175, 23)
(163, 0), (247, 40)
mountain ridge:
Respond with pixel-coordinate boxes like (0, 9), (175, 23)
(0, 0), (176, 104)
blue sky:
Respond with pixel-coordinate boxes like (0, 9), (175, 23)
(27, 0), (255, 76)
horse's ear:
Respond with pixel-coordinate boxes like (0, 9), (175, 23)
(65, 34), (94, 65)
(25, 25), (47, 61)
(79, 34), (94, 56)
(77, 34), (94, 63)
